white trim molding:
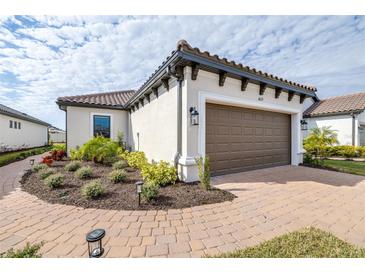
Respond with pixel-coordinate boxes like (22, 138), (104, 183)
(197, 90), (303, 166)
(89, 112), (114, 139)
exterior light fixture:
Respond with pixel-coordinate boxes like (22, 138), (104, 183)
(29, 159), (35, 166)
(300, 119), (308, 130)
(189, 107), (199, 125)
(135, 181), (143, 206)
(86, 228), (105, 258)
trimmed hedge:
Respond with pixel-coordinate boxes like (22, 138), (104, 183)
(323, 146), (365, 158)
(0, 146), (52, 167)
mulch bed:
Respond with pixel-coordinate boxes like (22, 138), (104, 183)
(20, 160), (236, 210)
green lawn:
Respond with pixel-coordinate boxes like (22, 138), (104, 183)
(0, 146), (51, 167)
(321, 159), (365, 176)
(210, 227), (365, 258)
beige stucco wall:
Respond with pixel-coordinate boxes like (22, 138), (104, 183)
(0, 113), (48, 152)
(129, 78), (178, 164)
(49, 131), (66, 143)
(66, 106), (128, 152)
(180, 67), (309, 181)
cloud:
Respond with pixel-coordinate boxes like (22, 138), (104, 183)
(0, 15), (364, 129)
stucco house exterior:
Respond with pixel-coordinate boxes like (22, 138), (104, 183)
(57, 40), (318, 182)
(0, 103), (50, 152)
(49, 126), (66, 143)
(303, 92), (365, 146)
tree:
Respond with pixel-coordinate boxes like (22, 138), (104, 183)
(303, 126), (339, 163)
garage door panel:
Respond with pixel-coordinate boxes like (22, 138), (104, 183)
(206, 103), (291, 176)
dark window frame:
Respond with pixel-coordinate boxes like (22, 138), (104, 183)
(14, 121), (17, 129)
(9, 120), (13, 128)
(18, 122), (21, 129)
(93, 115), (111, 138)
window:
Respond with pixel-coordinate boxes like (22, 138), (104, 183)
(93, 115), (111, 138)
(18, 122), (21, 129)
(9, 120), (13, 128)
(14, 121), (17, 129)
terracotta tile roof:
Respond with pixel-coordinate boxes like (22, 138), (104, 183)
(304, 92), (365, 117)
(177, 40), (317, 92)
(0, 103), (50, 126)
(57, 90), (136, 108)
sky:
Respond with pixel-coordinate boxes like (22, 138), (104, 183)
(0, 15), (365, 129)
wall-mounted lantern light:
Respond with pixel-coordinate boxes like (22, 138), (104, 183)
(135, 181), (143, 206)
(189, 107), (199, 126)
(300, 119), (308, 130)
(86, 228), (105, 258)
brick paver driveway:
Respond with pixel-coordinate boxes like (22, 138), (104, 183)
(1, 159), (365, 257)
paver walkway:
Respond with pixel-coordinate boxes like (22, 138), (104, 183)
(1, 157), (365, 257)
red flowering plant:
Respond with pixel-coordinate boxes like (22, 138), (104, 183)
(51, 150), (66, 161)
(41, 155), (53, 166)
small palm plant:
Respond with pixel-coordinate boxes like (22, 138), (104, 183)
(304, 126), (339, 164)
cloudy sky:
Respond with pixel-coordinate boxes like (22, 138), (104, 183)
(0, 15), (364, 129)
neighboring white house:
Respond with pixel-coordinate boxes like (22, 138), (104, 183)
(303, 92), (365, 146)
(0, 103), (50, 152)
(57, 40), (318, 182)
(49, 126), (66, 143)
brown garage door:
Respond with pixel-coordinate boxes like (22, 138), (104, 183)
(206, 103), (291, 176)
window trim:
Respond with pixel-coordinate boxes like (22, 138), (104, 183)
(90, 112), (113, 139)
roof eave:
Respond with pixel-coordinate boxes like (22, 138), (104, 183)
(56, 101), (127, 111)
(0, 110), (51, 127)
(304, 109), (364, 118)
(179, 51), (317, 97)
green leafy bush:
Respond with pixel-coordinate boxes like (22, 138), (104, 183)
(195, 156), (211, 190)
(1, 242), (43, 258)
(51, 143), (66, 151)
(81, 180), (105, 199)
(75, 166), (93, 179)
(303, 127), (339, 161)
(31, 163), (48, 172)
(70, 147), (83, 160)
(108, 169), (127, 183)
(39, 168), (56, 179)
(121, 151), (148, 169)
(357, 146), (365, 157)
(44, 173), (64, 189)
(0, 146), (52, 167)
(64, 161), (82, 172)
(112, 160), (128, 170)
(141, 161), (177, 186)
(141, 182), (159, 202)
(71, 136), (119, 164)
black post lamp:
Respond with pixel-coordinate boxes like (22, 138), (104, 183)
(86, 229), (105, 258)
(135, 181), (143, 206)
(29, 159), (35, 167)
(189, 107), (199, 125)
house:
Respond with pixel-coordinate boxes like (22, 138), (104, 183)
(49, 126), (66, 143)
(57, 40), (318, 182)
(0, 103), (50, 152)
(303, 92), (365, 146)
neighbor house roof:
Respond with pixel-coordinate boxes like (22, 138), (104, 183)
(57, 90), (135, 109)
(0, 103), (50, 127)
(304, 92), (365, 117)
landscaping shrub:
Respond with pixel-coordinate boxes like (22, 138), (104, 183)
(31, 163), (48, 172)
(303, 126), (339, 160)
(64, 161), (81, 172)
(141, 161), (177, 186)
(50, 149), (66, 161)
(51, 143), (66, 151)
(44, 173), (64, 189)
(116, 131), (126, 149)
(81, 180), (105, 199)
(41, 155), (53, 166)
(195, 156), (211, 190)
(108, 169), (127, 183)
(75, 166), (93, 179)
(121, 151), (148, 169)
(141, 182), (159, 202)
(71, 136), (119, 164)
(357, 146), (365, 157)
(39, 168), (56, 180)
(0, 242), (43, 258)
(112, 159), (128, 170)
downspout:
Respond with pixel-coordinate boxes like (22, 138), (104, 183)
(166, 65), (183, 169)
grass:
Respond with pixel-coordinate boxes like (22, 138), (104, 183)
(0, 146), (52, 167)
(210, 227), (365, 258)
(0, 242), (43, 258)
(321, 159), (365, 176)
